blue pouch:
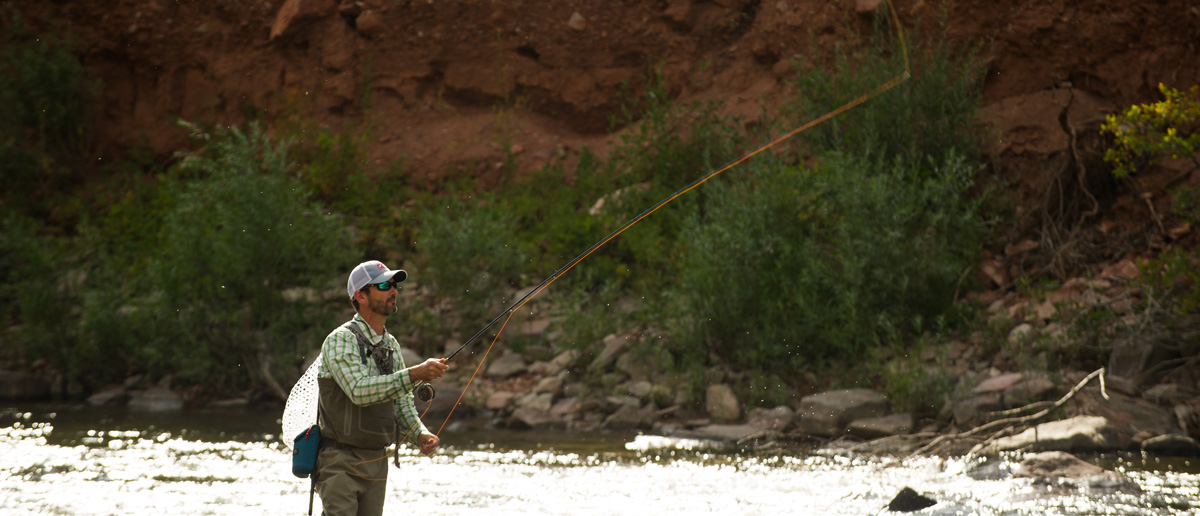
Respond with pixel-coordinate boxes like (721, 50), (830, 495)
(292, 424), (321, 478)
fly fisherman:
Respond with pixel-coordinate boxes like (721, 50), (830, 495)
(315, 260), (449, 516)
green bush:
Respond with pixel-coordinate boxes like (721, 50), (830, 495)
(784, 16), (985, 166)
(414, 192), (531, 337)
(129, 122), (351, 392)
(670, 152), (984, 373)
(1101, 83), (1200, 178)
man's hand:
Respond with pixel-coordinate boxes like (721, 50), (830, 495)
(409, 358), (449, 383)
(417, 431), (440, 456)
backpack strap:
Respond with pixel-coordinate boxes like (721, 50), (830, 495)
(342, 321), (395, 375)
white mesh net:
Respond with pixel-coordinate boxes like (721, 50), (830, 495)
(280, 353), (322, 450)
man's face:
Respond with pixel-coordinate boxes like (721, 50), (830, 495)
(364, 283), (399, 316)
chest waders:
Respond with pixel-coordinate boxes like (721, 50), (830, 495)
(310, 321), (402, 515)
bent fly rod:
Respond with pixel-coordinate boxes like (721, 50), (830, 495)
(423, 0), (911, 434)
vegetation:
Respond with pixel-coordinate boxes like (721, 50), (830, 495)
(1101, 83), (1200, 178)
(13, 8), (1164, 421)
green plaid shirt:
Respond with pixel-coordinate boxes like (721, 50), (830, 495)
(317, 313), (428, 446)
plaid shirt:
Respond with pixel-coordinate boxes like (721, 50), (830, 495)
(317, 313), (428, 446)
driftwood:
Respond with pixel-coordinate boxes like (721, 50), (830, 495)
(886, 367), (1111, 457)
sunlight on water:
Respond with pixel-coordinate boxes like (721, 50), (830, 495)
(2, 410), (1199, 516)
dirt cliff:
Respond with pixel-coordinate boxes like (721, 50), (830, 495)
(9, 0), (1200, 276)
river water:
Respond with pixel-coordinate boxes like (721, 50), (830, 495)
(2, 405), (1198, 515)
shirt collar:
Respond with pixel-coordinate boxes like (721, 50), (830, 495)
(352, 313), (385, 340)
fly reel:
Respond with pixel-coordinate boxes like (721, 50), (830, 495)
(416, 383), (435, 402)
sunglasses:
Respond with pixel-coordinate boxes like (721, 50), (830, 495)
(364, 281), (398, 292)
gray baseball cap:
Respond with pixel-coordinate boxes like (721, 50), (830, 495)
(346, 260), (407, 299)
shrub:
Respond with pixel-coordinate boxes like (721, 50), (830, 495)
(670, 152), (984, 373)
(784, 15), (985, 166)
(133, 122), (351, 393)
(414, 192), (531, 337)
(1102, 83), (1200, 178)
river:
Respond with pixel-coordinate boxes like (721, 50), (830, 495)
(2, 404), (1198, 515)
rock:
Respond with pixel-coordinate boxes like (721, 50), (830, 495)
(1068, 389), (1178, 448)
(615, 351), (656, 381)
(603, 404), (654, 430)
(623, 380), (653, 400)
(1007, 323), (1034, 345)
(980, 416), (1119, 454)
(974, 372), (1024, 394)
(848, 412), (914, 439)
(1143, 383), (1192, 406)
(799, 388), (888, 437)
(486, 352), (527, 378)
(270, 0), (337, 40)
(0, 370), (50, 401)
(1014, 451), (1139, 491)
(549, 396), (580, 422)
(508, 406), (556, 429)
(590, 334), (628, 370)
(952, 393), (1002, 427)
(887, 487), (936, 512)
(86, 386), (128, 407)
(520, 316), (551, 335)
(534, 375), (564, 395)
(354, 9), (384, 38)
(1107, 340), (1179, 386)
(127, 386), (184, 412)
(705, 384), (742, 423)
(543, 349), (580, 376)
(1141, 434), (1200, 457)
(1015, 451), (1102, 478)
(485, 391), (516, 411)
(515, 392), (554, 412)
(567, 12), (586, 31)
(685, 423), (762, 442)
(747, 406), (795, 431)
(1005, 375), (1056, 407)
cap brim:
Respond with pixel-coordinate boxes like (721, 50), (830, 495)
(381, 269), (407, 283)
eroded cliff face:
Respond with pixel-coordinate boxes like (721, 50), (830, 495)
(9, 0), (1200, 255)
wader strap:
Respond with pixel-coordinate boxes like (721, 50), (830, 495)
(308, 475), (316, 516)
(342, 322), (395, 375)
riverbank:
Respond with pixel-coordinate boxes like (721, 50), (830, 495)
(4, 251), (1196, 463)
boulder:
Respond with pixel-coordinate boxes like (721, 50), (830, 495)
(705, 384), (742, 423)
(485, 391), (516, 411)
(507, 406), (556, 429)
(1014, 451), (1139, 491)
(127, 386), (184, 412)
(86, 386), (128, 407)
(603, 404), (655, 430)
(979, 416), (1119, 454)
(486, 352), (527, 379)
(886, 487), (936, 512)
(590, 334), (628, 370)
(848, 412), (914, 439)
(1141, 434), (1200, 457)
(799, 388), (888, 437)
(747, 406), (795, 431)
(953, 393), (1003, 426)
(269, 0), (337, 40)
(1068, 389), (1178, 448)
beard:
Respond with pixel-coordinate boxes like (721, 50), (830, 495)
(368, 295), (398, 316)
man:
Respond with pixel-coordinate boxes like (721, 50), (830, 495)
(315, 260), (449, 516)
